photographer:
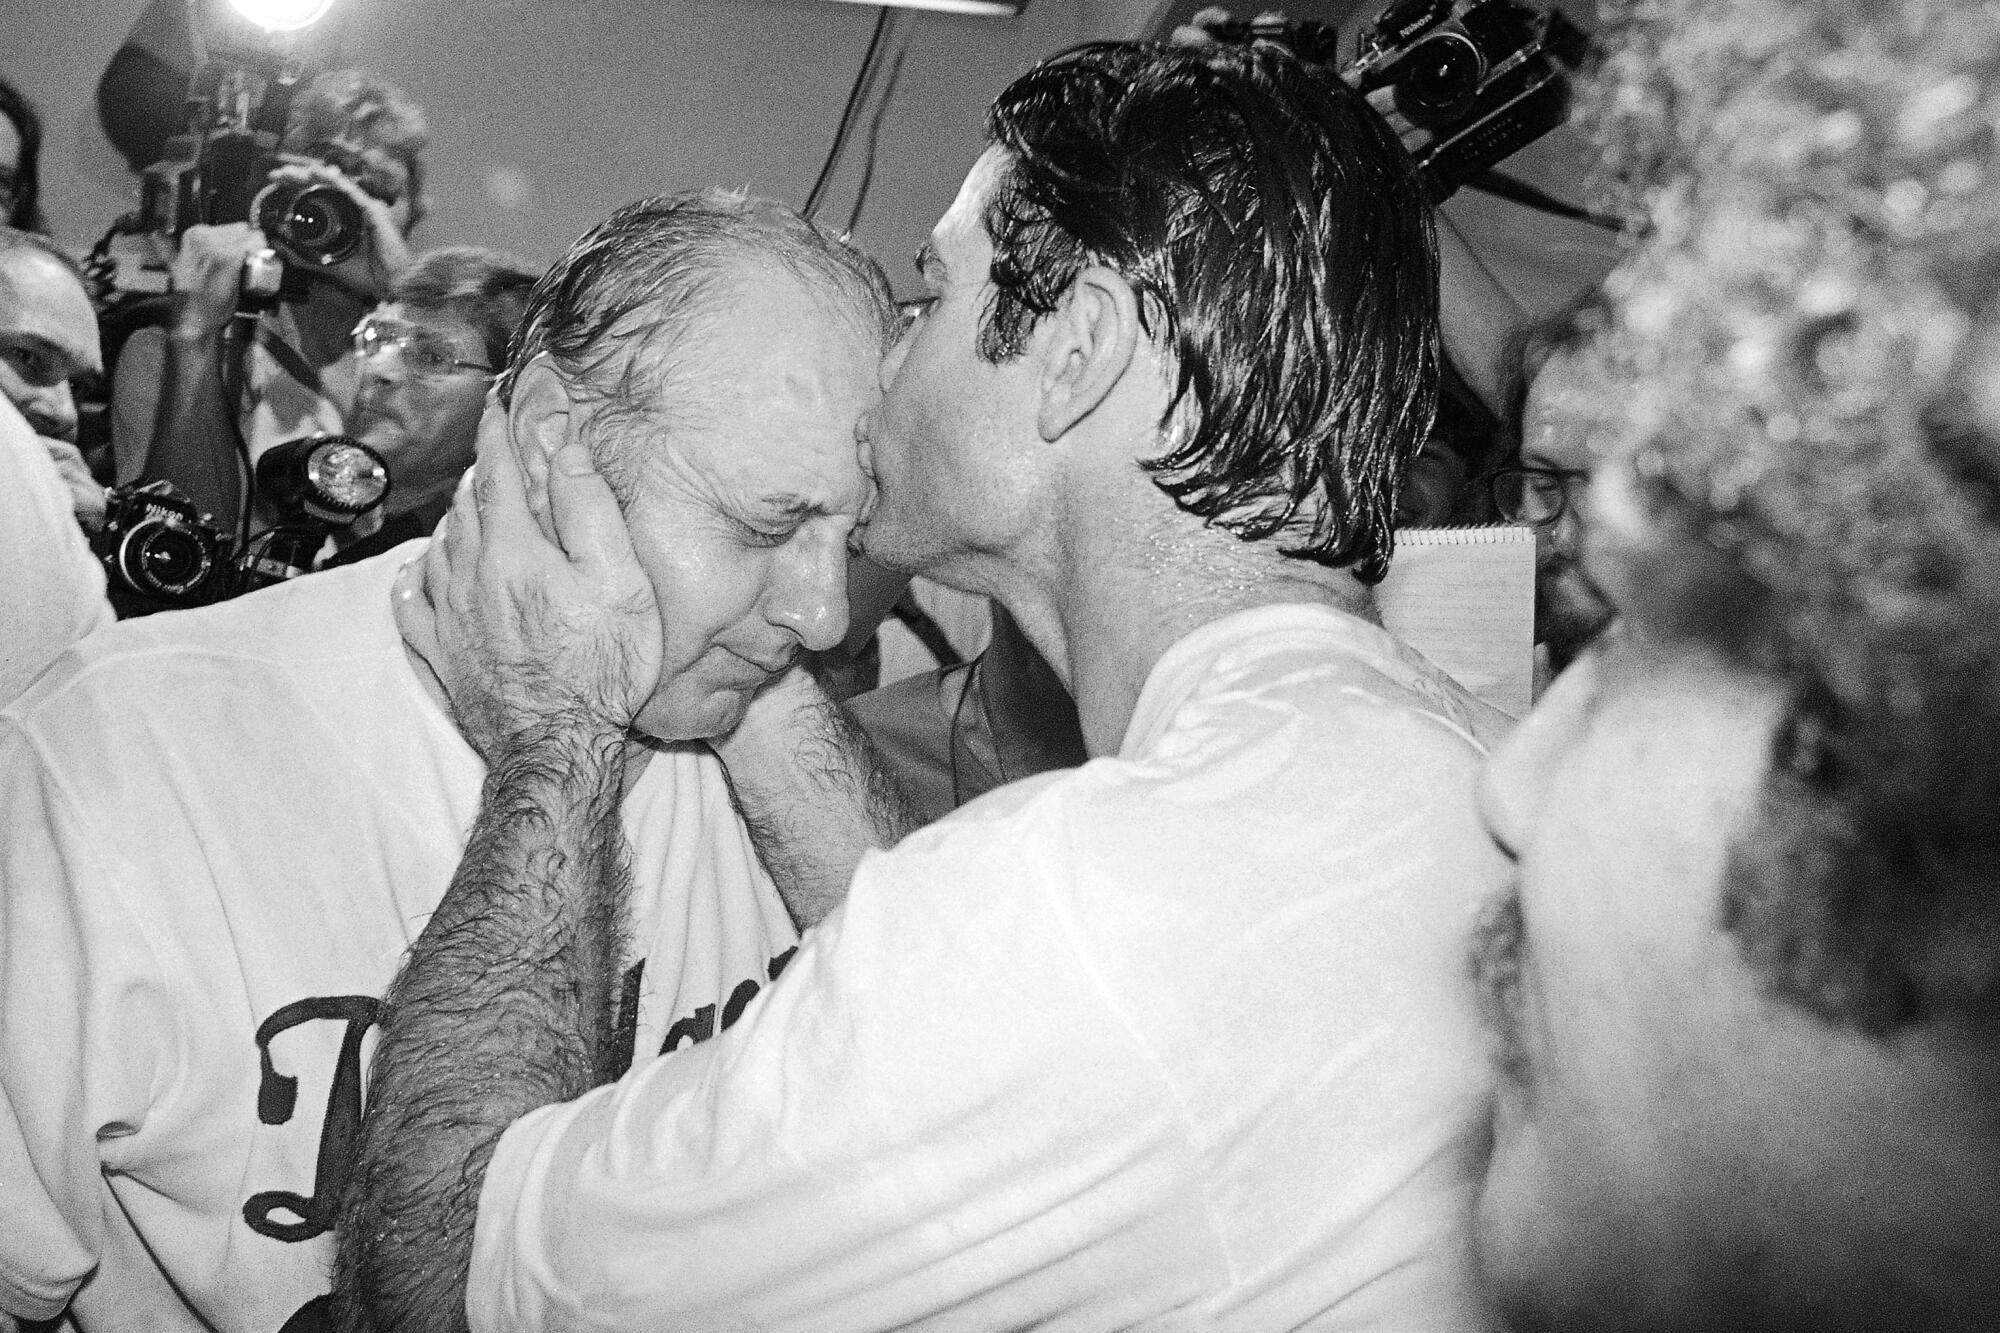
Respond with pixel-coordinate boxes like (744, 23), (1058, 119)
(0, 227), (112, 705)
(324, 245), (539, 567)
(112, 68), (427, 537)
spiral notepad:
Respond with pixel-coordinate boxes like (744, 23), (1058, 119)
(1376, 524), (1536, 718)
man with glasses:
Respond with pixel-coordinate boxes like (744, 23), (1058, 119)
(1484, 296), (1617, 694)
(112, 69), (429, 538)
(324, 247), (537, 567)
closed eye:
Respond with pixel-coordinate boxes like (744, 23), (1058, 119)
(734, 516), (797, 549)
(895, 296), (936, 336)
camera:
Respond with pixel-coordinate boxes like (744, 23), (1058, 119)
(92, 436), (391, 615)
(237, 434), (391, 592)
(97, 60), (355, 302)
(92, 481), (232, 613)
(253, 177), (363, 268)
(1345, 0), (1595, 198)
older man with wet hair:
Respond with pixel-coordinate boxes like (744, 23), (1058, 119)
(0, 190), (894, 1333)
(1469, 1), (2000, 1329)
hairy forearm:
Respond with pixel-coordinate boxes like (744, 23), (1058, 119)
(141, 328), (243, 531)
(717, 677), (919, 931)
(334, 718), (632, 1333)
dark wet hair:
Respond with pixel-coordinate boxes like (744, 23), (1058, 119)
(979, 40), (1439, 581)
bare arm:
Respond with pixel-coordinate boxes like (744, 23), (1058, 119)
(333, 409), (662, 1332)
(142, 325), (242, 527)
(333, 715), (628, 1333)
(137, 224), (267, 530)
(712, 666), (921, 931)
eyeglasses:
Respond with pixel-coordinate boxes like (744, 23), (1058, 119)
(1487, 463), (1589, 528)
(351, 315), (494, 379)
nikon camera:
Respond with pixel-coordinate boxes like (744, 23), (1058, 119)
(1344, 0), (1595, 199)
(92, 435), (391, 617)
(1199, 1), (1595, 201)
(91, 481), (233, 616)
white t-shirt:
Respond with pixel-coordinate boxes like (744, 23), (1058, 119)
(0, 548), (798, 1333)
(0, 395), (111, 707)
(474, 603), (1509, 1332)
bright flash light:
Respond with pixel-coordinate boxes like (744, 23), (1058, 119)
(227, 0), (336, 31)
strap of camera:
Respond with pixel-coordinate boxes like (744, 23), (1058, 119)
(253, 322), (328, 402)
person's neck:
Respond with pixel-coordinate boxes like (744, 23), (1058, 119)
(998, 502), (1377, 759)
(977, 607), (1087, 776)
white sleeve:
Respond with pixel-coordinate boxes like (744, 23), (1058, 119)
(0, 397), (111, 709)
(469, 813), (1228, 1333)
(0, 719), (171, 1322)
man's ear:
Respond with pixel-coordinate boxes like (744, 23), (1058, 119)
(1036, 264), (1142, 443)
(506, 356), (573, 537)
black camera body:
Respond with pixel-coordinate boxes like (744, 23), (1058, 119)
(92, 436), (391, 615)
(1344, 0), (1594, 198)
(142, 137), (363, 270)
(92, 481), (233, 615)
(102, 63), (363, 303)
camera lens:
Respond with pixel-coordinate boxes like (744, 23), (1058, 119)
(256, 181), (362, 266)
(1395, 31), (1485, 127)
(287, 193), (341, 247)
(123, 524), (215, 598)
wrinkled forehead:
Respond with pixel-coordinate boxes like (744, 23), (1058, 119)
(372, 301), (483, 349)
(0, 250), (101, 371)
(622, 266), (877, 507)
